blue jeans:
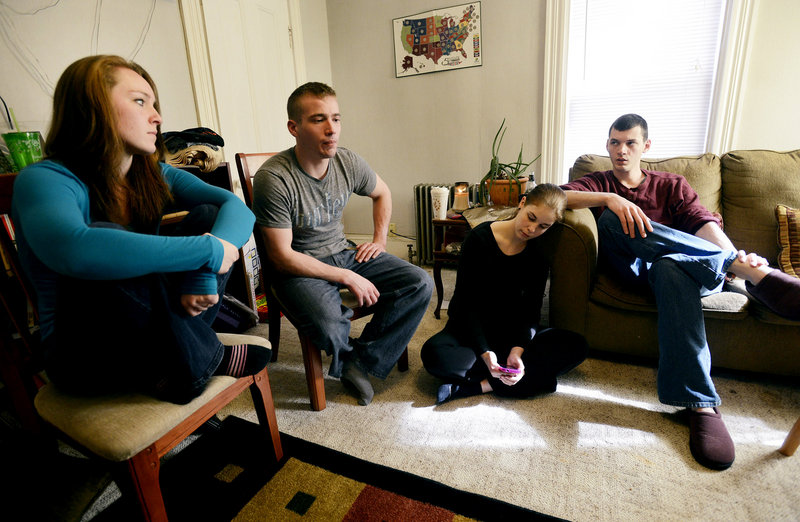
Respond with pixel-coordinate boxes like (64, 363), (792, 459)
(597, 211), (738, 408)
(43, 205), (227, 404)
(273, 250), (432, 379)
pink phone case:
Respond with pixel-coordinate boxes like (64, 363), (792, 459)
(499, 366), (521, 374)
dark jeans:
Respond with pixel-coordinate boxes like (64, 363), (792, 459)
(43, 205), (228, 404)
(272, 250), (433, 379)
(421, 326), (588, 398)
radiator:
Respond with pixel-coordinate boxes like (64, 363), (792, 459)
(413, 183), (478, 265)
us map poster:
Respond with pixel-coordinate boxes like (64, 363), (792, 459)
(393, 2), (481, 78)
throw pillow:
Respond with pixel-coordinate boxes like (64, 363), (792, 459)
(776, 204), (800, 278)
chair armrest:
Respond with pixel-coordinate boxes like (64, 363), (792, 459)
(543, 208), (598, 336)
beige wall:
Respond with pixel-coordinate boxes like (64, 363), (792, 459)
(326, 0), (800, 236)
(3, 0), (797, 237)
(732, 0), (800, 151)
(297, 0), (334, 86)
(326, 0), (546, 236)
(0, 0), (197, 137)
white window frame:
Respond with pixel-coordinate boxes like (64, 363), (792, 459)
(540, 0), (755, 185)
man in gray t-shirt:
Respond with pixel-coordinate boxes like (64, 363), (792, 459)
(252, 82), (432, 406)
(254, 147), (375, 258)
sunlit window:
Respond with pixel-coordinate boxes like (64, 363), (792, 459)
(563, 0), (727, 176)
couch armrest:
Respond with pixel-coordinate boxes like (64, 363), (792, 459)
(544, 208), (598, 336)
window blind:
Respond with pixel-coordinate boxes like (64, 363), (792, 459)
(563, 0), (727, 177)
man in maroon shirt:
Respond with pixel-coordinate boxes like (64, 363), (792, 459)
(562, 114), (800, 470)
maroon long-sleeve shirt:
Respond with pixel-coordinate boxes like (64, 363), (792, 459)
(561, 170), (720, 234)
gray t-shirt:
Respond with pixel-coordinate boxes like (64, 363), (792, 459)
(252, 147), (377, 258)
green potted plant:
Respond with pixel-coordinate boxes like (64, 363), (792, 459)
(478, 119), (541, 206)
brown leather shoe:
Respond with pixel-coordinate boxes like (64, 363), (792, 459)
(689, 408), (735, 470)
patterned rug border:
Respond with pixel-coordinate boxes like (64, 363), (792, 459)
(86, 416), (559, 520)
(276, 419), (558, 521)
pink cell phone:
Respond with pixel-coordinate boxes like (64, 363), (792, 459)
(498, 366), (521, 374)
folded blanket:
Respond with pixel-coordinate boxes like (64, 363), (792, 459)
(165, 144), (224, 173)
(163, 127), (224, 153)
(461, 205), (517, 228)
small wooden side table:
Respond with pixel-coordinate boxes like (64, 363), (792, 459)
(432, 217), (470, 319)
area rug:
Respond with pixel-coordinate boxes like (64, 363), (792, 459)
(218, 267), (800, 521)
(77, 266), (800, 520)
(91, 415), (554, 521)
(235, 418), (554, 521)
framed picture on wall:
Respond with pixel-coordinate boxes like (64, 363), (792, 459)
(393, 2), (481, 78)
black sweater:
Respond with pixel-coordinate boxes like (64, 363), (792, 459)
(446, 221), (549, 356)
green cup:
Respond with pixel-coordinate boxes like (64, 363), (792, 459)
(2, 131), (43, 171)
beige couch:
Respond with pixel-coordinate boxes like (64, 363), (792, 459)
(543, 149), (800, 377)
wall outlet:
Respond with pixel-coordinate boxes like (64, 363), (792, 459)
(388, 223), (397, 235)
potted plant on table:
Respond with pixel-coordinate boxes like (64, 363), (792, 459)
(478, 119), (541, 206)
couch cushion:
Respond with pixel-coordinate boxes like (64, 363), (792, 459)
(776, 204), (800, 278)
(570, 153), (722, 213)
(725, 278), (800, 325)
(590, 273), (749, 319)
(721, 149), (800, 262)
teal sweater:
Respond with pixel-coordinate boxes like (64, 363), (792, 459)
(11, 160), (255, 338)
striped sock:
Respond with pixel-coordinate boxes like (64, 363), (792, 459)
(215, 344), (270, 377)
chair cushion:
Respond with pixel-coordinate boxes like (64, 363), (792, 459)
(34, 333), (270, 462)
(591, 272), (750, 319)
(273, 285), (368, 315)
(34, 375), (238, 462)
(776, 204), (800, 278)
(216, 332), (271, 348)
(340, 290), (362, 309)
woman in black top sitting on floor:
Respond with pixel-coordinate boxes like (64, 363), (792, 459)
(421, 183), (588, 403)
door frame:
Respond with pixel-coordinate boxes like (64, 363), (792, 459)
(177, 0), (307, 129)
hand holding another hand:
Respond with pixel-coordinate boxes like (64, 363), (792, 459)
(736, 249), (769, 268)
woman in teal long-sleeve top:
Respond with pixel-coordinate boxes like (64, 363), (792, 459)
(11, 55), (269, 403)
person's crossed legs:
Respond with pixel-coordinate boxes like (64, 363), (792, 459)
(598, 212), (737, 469)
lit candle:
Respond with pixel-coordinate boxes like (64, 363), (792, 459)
(452, 182), (469, 211)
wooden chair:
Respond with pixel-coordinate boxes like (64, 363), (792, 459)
(0, 172), (283, 521)
(234, 153), (408, 412)
(779, 418), (800, 456)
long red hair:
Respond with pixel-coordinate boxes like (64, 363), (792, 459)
(45, 55), (171, 229)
